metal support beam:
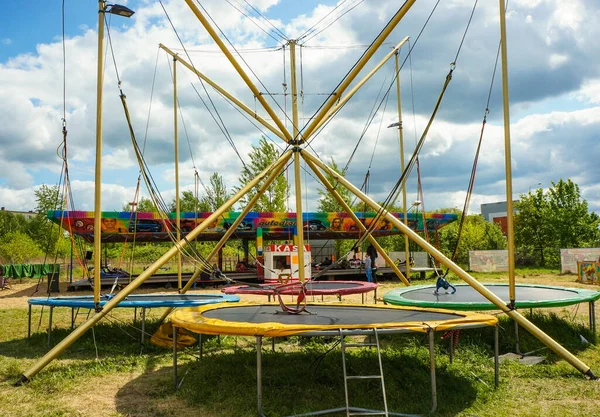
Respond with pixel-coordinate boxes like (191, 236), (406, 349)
(304, 156), (409, 286)
(159, 44), (287, 142)
(302, 150), (595, 378)
(184, 0), (292, 142)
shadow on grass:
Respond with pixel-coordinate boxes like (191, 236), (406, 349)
(115, 345), (483, 417)
(0, 319), (167, 361)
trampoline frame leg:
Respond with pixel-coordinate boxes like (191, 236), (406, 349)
(514, 319), (521, 356)
(428, 330), (437, 414)
(257, 335), (265, 417)
(141, 307), (146, 346)
(589, 301), (596, 335)
(27, 304), (32, 340)
(173, 325), (178, 391)
(494, 325), (499, 388)
(47, 306), (54, 349)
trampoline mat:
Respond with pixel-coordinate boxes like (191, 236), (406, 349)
(203, 304), (459, 324)
(384, 284), (600, 310)
(172, 303), (497, 337)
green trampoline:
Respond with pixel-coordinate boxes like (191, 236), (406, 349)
(383, 283), (599, 331)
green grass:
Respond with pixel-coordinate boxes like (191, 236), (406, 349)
(2, 270), (600, 416)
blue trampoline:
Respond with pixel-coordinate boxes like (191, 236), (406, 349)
(28, 293), (239, 308)
(28, 293), (240, 347)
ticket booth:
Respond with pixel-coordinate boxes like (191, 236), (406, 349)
(263, 244), (311, 284)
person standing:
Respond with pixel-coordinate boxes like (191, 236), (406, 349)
(364, 254), (373, 283)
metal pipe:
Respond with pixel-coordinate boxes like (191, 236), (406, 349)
(494, 325), (499, 388)
(304, 157), (409, 285)
(173, 325), (178, 391)
(302, 0), (416, 141)
(429, 330), (437, 414)
(257, 336), (264, 416)
(394, 50), (411, 280)
(289, 41), (307, 282)
(173, 56), (182, 292)
(498, 0), (516, 304)
(159, 44), (286, 142)
(157, 151), (293, 323)
(184, 0), (292, 142)
(302, 150), (595, 377)
(47, 306), (54, 349)
(93, 0), (107, 308)
(17, 150), (293, 383)
(27, 304), (31, 339)
(312, 37), (409, 135)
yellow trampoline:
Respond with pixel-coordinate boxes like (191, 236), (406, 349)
(170, 303), (499, 416)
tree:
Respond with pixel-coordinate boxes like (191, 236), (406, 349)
(122, 197), (158, 213)
(169, 191), (210, 213)
(0, 210), (27, 238)
(514, 187), (553, 265)
(547, 179), (599, 248)
(514, 179), (600, 266)
(0, 232), (43, 264)
(438, 214), (506, 266)
(201, 173), (231, 212)
(236, 137), (288, 212)
(316, 158), (356, 212)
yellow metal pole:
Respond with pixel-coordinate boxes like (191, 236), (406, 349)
(184, 0), (292, 142)
(312, 37), (409, 135)
(159, 44), (286, 142)
(93, 1), (106, 309)
(394, 50), (411, 280)
(303, 150), (595, 378)
(304, 157), (409, 286)
(302, 0), (415, 141)
(17, 150), (294, 383)
(289, 40), (306, 281)
(173, 56), (182, 292)
(499, 0), (516, 305)
(157, 151), (293, 322)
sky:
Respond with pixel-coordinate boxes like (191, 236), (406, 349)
(1, 0), (600, 217)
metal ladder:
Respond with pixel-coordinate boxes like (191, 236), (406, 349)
(340, 328), (389, 416)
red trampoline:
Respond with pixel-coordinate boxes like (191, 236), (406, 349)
(222, 281), (378, 303)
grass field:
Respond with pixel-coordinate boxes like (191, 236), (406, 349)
(1, 269), (600, 416)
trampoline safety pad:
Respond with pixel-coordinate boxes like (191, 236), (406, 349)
(171, 302), (498, 337)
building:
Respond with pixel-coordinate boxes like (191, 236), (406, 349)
(480, 201), (518, 235)
(0, 207), (37, 220)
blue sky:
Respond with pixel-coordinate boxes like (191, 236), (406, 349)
(1, 0), (600, 215)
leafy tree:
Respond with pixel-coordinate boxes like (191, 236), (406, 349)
(34, 184), (61, 213)
(236, 137), (288, 212)
(438, 214), (506, 266)
(0, 232), (43, 264)
(122, 197), (158, 213)
(0, 210), (27, 237)
(514, 187), (553, 265)
(515, 179), (600, 266)
(316, 158), (356, 212)
(546, 179), (599, 248)
(169, 191), (210, 213)
(201, 173), (232, 212)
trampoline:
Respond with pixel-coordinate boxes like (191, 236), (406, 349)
(221, 281), (378, 304)
(383, 283), (600, 331)
(28, 293), (240, 347)
(171, 303), (498, 416)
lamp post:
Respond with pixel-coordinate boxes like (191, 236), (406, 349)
(93, 1), (135, 310)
